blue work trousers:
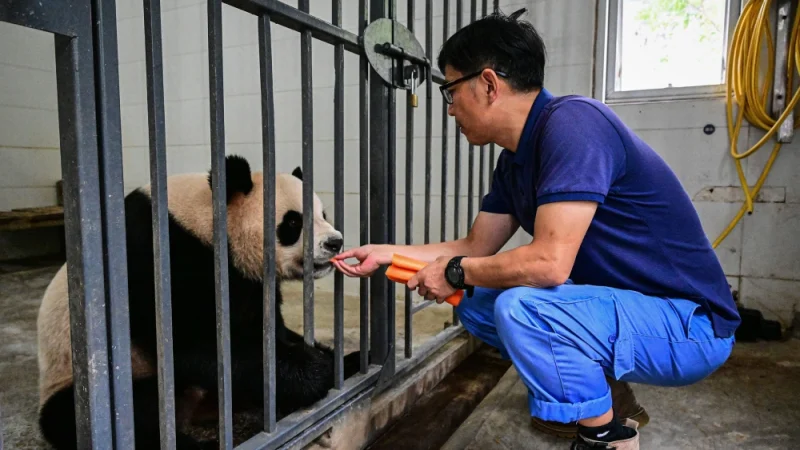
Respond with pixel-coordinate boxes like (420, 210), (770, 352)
(455, 283), (735, 423)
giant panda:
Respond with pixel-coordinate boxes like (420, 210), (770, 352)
(36, 154), (364, 449)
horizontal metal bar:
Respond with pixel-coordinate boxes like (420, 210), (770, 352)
(0, 0), (77, 36)
(237, 368), (381, 450)
(411, 300), (435, 314)
(377, 42), (430, 66)
(223, 0), (361, 54)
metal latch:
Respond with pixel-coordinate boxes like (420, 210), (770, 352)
(362, 18), (428, 108)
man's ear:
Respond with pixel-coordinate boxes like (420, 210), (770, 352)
(482, 69), (501, 103)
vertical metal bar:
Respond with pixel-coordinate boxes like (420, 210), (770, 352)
(0, 403), (3, 450)
(92, 0), (135, 446)
(143, 0), (178, 448)
(440, 0), (449, 244)
(369, 0), (391, 368)
(299, 0), (315, 347)
(454, 0), (462, 241)
(467, 0), (476, 232)
(359, 0), (371, 375)
(333, 0), (346, 389)
(404, 0), (415, 360)
(478, 0), (487, 208)
(452, 0), (463, 326)
(207, 0), (233, 447)
(387, 0), (397, 377)
(493, 0), (498, 12)
(54, 5), (114, 448)
(489, 0), (498, 186)
(258, 13), (278, 434)
(424, 0), (433, 245)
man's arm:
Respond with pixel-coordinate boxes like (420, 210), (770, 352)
(332, 211), (519, 278)
(461, 201), (597, 288)
(384, 211), (520, 262)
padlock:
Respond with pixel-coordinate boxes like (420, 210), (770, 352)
(409, 67), (419, 108)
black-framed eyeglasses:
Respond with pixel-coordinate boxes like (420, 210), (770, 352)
(439, 68), (508, 105)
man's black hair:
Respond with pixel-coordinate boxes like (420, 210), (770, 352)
(437, 8), (546, 92)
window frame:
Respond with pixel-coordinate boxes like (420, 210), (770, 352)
(593, 0), (743, 104)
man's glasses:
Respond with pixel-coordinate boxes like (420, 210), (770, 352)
(439, 69), (508, 105)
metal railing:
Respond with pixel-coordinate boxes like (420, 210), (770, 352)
(0, 0), (500, 448)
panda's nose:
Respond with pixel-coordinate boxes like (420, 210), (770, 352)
(323, 237), (343, 253)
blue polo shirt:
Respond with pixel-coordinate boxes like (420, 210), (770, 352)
(481, 88), (740, 338)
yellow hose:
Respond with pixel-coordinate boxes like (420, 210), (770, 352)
(714, 0), (800, 248)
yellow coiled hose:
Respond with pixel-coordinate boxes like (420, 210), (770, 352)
(714, 0), (800, 248)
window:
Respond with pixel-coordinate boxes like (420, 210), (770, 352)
(596, 0), (741, 103)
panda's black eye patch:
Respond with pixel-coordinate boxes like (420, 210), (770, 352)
(278, 210), (303, 246)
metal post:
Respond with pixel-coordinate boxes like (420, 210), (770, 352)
(773, 0), (795, 142)
(369, 0), (393, 372)
(441, 0), (450, 244)
(404, 0), (415, 359)
(54, 2), (114, 447)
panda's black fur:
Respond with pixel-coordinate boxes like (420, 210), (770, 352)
(38, 157), (362, 449)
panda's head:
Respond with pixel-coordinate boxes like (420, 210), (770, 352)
(220, 155), (343, 281)
(163, 155), (342, 282)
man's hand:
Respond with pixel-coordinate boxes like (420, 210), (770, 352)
(331, 244), (393, 278)
(407, 256), (457, 303)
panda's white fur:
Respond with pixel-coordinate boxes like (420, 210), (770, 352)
(36, 155), (361, 449)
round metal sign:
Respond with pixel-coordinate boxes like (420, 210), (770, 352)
(363, 18), (427, 88)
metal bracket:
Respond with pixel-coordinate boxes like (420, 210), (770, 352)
(772, 0), (795, 143)
(363, 18), (428, 107)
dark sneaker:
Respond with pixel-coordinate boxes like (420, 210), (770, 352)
(530, 378), (649, 439)
(570, 418), (639, 450)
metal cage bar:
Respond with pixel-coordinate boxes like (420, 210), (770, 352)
(208, 0), (235, 447)
(258, 12), (278, 434)
(440, 0), (450, 244)
(424, 0), (433, 246)
(467, 0), (476, 232)
(299, 0), (316, 348)
(93, 0), (135, 445)
(333, 0), (346, 389)
(404, 0), (416, 360)
(478, 0), (487, 207)
(54, 4), (115, 447)
(358, 0), (371, 375)
(453, 0), (462, 243)
(143, 0), (178, 446)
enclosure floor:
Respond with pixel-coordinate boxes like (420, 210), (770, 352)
(0, 262), (455, 448)
(442, 339), (800, 450)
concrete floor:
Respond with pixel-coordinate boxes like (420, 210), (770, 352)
(442, 339), (800, 450)
(0, 262), (455, 448)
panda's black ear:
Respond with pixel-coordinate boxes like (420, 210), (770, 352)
(292, 166), (303, 181)
(207, 155), (253, 202)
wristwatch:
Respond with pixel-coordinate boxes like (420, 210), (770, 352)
(445, 256), (474, 297)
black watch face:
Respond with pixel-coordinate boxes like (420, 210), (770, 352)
(445, 265), (459, 285)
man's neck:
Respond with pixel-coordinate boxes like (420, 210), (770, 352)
(492, 89), (540, 152)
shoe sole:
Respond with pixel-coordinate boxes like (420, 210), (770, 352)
(530, 409), (650, 439)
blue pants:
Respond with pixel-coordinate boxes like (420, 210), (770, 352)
(455, 283), (735, 423)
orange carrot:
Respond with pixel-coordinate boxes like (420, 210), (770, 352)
(391, 254), (427, 272)
(385, 255), (462, 307)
